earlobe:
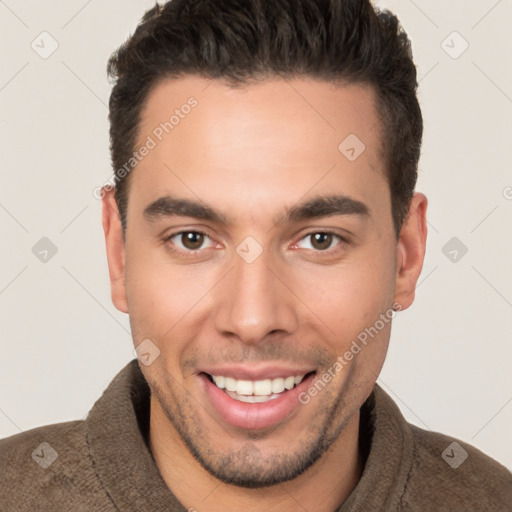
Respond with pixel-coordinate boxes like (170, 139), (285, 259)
(393, 193), (428, 311)
(101, 187), (129, 314)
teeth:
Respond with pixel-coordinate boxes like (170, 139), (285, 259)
(224, 377), (237, 392)
(225, 391), (281, 403)
(212, 375), (225, 389)
(284, 376), (295, 390)
(294, 375), (304, 385)
(253, 379), (272, 396)
(236, 380), (253, 396)
(210, 373), (307, 398)
(271, 378), (285, 393)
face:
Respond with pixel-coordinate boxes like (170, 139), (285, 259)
(103, 76), (426, 488)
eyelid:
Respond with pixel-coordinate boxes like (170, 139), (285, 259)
(292, 231), (348, 251)
(165, 229), (219, 253)
(164, 224), (215, 240)
(163, 228), (350, 258)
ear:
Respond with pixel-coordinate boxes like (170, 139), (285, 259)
(394, 192), (428, 310)
(101, 187), (129, 313)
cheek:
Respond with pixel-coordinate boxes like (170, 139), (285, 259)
(124, 245), (212, 339)
(287, 245), (396, 361)
(297, 256), (394, 323)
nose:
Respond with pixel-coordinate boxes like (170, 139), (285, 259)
(214, 250), (299, 345)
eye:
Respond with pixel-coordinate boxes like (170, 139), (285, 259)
(295, 232), (344, 251)
(167, 231), (216, 251)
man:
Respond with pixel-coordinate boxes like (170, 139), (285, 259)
(1, 0), (511, 510)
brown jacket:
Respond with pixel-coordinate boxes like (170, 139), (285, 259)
(1, 359), (511, 511)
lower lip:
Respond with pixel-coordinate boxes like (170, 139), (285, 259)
(200, 373), (316, 430)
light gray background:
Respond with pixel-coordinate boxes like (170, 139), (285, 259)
(1, 0), (511, 471)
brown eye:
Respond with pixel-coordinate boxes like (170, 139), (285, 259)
(165, 230), (217, 257)
(180, 231), (205, 250)
(310, 232), (333, 250)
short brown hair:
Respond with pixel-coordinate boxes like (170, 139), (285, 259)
(107, 0), (423, 238)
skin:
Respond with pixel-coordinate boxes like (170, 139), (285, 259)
(102, 76), (427, 511)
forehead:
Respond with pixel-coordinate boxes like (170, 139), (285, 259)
(131, 75), (388, 224)
(139, 75), (382, 152)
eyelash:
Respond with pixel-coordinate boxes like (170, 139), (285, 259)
(164, 230), (349, 259)
(164, 230), (217, 259)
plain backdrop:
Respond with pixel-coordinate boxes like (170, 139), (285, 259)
(1, 0), (511, 471)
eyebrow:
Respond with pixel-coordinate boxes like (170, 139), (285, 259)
(143, 194), (370, 225)
(144, 196), (228, 224)
(276, 194), (370, 224)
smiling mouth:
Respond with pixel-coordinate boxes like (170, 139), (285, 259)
(202, 371), (316, 403)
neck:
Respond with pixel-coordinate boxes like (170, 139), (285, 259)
(149, 396), (364, 512)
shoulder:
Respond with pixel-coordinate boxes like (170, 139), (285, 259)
(0, 420), (114, 512)
(0, 418), (84, 454)
(403, 424), (512, 510)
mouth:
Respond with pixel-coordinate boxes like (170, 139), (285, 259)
(203, 372), (315, 403)
(199, 370), (317, 430)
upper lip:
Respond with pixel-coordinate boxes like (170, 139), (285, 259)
(200, 365), (316, 381)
